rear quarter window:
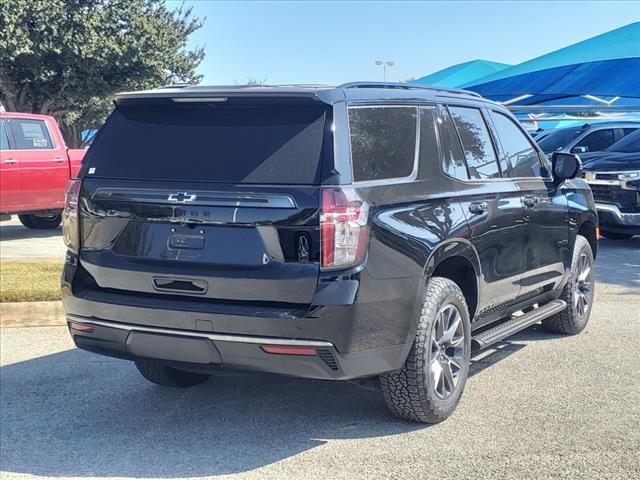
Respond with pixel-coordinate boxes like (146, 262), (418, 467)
(348, 106), (418, 182)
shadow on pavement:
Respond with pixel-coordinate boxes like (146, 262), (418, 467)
(0, 328), (561, 478)
(0, 349), (421, 478)
(594, 237), (640, 290)
(0, 223), (62, 241)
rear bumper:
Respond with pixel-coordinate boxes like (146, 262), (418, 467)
(595, 203), (640, 234)
(67, 315), (410, 380)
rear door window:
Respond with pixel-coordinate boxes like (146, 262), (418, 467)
(348, 106), (418, 182)
(490, 111), (545, 178)
(575, 129), (616, 152)
(8, 119), (54, 150)
(84, 104), (328, 184)
(448, 106), (500, 179)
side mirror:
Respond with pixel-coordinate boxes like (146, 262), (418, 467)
(571, 146), (588, 154)
(552, 152), (582, 185)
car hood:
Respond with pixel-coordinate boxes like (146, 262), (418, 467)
(581, 152), (640, 171)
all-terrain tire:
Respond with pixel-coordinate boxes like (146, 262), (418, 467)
(379, 277), (471, 424)
(135, 360), (211, 388)
(600, 230), (633, 240)
(542, 235), (595, 335)
(18, 213), (62, 229)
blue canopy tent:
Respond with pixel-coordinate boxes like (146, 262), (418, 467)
(413, 23), (640, 129)
(461, 23), (640, 126)
(413, 59), (511, 88)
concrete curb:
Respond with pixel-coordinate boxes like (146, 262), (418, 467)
(0, 301), (66, 328)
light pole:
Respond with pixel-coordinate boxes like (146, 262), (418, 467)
(375, 60), (394, 81)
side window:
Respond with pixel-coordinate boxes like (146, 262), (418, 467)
(8, 119), (54, 150)
(439, 106), (468, 180)
(490, 111), (544, 178)
(448, 106), (500, 179)
(418, 106), (439, 173)
(0, 121), (10, 150)
(575, 129), (615, 152)
(349, 106), (418, 182)
(622, 128), (638, 137)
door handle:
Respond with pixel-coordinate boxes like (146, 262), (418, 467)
(3, 158), (18, 164)
(53, 157), (65, 163)
(522, 195), (538, 208)
(469, 201), (488, 214)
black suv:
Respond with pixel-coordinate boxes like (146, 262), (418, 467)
(62, 83), (598, 423)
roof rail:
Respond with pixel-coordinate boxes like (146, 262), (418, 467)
(156, 83), (193, 89)
(338, 81), (482, 98)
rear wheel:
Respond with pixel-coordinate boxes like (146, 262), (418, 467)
(542, 235), (595, 335)
(600, 230), (633, 240)
(135, 360), (211, 388)
(380, 277), (471, 423)
(18, 213), (62, 229)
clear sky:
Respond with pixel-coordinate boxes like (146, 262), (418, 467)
(167, 1), (640, 85)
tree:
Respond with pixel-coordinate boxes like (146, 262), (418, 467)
(0, 0), (205, 147)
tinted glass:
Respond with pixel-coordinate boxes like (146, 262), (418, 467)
(490, 111), (543, 178)
(9, 119), (53, 150)
(417, 107), (440, 174)
(537, 128), (583, 153)
(439, 107), (467, 179)
(349, 107), (417, 182)
(0, 121), (9, 150)
(576, 129), (616, 152)
(622, 128), (638, 137)
(84, 104), (327, 184)
(448, 106), (500, 179)
(609, 130), (640, 153)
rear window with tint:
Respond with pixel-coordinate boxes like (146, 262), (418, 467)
(84, 104), (327, 184)
(349, 106), (418, 182)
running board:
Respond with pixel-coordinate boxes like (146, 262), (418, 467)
(471, 299), (567, 351)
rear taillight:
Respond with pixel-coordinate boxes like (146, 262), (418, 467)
(320, 187), (369, 270)
(62, 179), (81, 252)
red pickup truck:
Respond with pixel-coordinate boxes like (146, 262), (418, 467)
(1, 112), (86, 229)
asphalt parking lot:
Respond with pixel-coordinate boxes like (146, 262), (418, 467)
(0, 217), (66, 260)
(0, 226), (639, 479)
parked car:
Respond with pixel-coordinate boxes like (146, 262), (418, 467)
(0, 112), (85, 228)
(62, 83), (598, 424)
(536, 122), (639, 156)
(581, 130), (640, 239)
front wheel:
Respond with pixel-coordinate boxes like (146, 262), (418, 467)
(542, 235), (595, 335)
(380, 277), (471, 424)
(135, 360), (211, 388)
(18, 213), (62, 230)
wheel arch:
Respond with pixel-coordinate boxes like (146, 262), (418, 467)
(577, 220), (598, 259)
(421, 239), (481, 321)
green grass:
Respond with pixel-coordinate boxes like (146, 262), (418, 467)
(0, 260), (63, 302)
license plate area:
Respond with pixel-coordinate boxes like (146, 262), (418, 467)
(126, 331), (221, 364)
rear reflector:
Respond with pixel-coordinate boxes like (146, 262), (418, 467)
(261, 346), (317, 356)
(69, 322), (95, 333)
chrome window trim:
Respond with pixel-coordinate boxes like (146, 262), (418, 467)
(347, 104), (421, 186)
(67, 315), (335, 347)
